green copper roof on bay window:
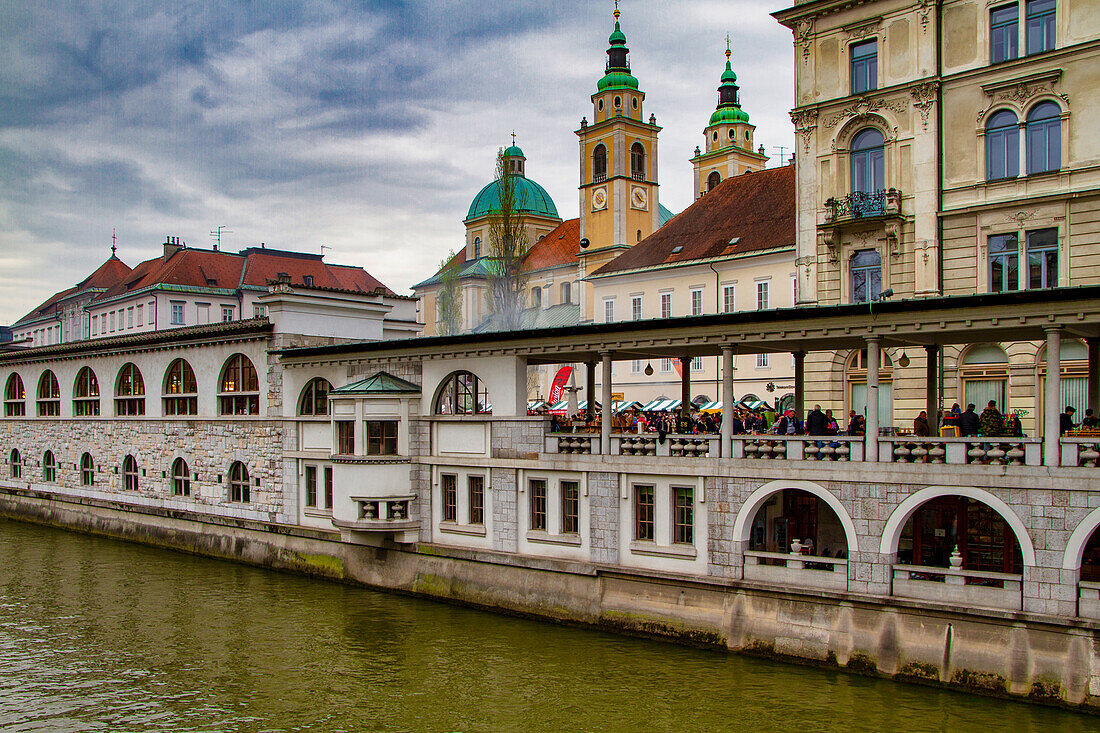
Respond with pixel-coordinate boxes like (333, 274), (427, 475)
(465, 176), (559, 221)
(332, 371), (420, 395)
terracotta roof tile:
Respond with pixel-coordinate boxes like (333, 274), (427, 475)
(14, 255), (131, 326)
(591, 165), (795, 277)
(524, 218), (579, 271)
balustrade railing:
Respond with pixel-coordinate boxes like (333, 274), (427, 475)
(1060, 437), (1100, 467)
(732, 435), (864, 461)
(743, 550), (848, 591)
(891, 564), (1022, 611)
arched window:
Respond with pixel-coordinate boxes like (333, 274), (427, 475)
(172, 457), (191, 497)
(299, 378), (332, 416)
(228, 461), (250, 503)
(850, 249), (882, 303)
(897, 496), (1021, 574)
(1036, 338), (1086, 428)
(80, 452), (95, 486)
(847, 349), (893, 426)
(960, 344), (1009, 413)
(850, 128), (885, 196)
(163, 358), (198, 416)
(630, 142), (646, 180)
(434, 371), (491, 415)
(592, 144), (607, 183)
(122, 454), (138, 492)
(36, 370), (60, 416)
(473, 236), (481, 259)
(985, 110), (1019, 180)
(4, 374), (25, 417)
(115, 363), (146, 416)
(42, 451), (55, 482)
(1026, 102), (1061, 175)
(707, 171), (721, 192)
(74, 367), (100, 416)
(9, 449), (21, 479)
(219, 354), (259, 415)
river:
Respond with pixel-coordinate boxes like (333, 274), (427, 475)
(0, 518), (1092, 732)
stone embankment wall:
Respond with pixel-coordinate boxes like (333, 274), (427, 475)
(1, 485), (1097, 713)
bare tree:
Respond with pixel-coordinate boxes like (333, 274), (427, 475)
(436, 249), (462, 336)
(487, 149), (529, 331)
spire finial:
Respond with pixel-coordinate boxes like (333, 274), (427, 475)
(726, 33), (731, 60)
(111, 228), (117, 257)
(614, 0), (620, 21)
(511, 130), (516, 146)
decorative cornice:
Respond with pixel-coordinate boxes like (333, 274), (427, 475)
(842, 18), (881, 41)
(976, 69), (1068, 123)
(822, 96), (907, 130)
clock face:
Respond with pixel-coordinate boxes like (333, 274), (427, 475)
(592, 187), (608, 211)
(631, 186), (648, 211)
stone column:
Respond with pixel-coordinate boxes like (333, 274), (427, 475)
(925, 344), (940, 435)
(1088, 337), (1100, 416)
(1044, 326), (1061, 467)
(601, 352), (612, 455)
(866, 337), (880, 462)
(721, 347), (735, 456)
(680, 355), (692, 419)
(585, 360), (596, 421)
(793, 351), (805, 418)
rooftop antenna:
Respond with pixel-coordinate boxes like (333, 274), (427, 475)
(320, 243), (331, 258)
(110, 228), (117, 257)
(773, 146), (790, 166)
(209, 225), (232, 251)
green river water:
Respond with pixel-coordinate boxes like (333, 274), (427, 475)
(0, 518), (1093, 732)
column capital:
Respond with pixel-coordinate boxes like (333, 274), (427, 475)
(1043, 324), (1064, 334)
(865, 334), (881, 344)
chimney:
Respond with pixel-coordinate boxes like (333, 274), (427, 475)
(163, 235), (184, 260)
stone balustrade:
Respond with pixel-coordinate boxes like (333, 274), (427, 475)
(891, 564), (1023, 611)
(1079, 581), (1100, 620)
(1060, 438), (1100, 467)
(882, 436), (1042, 466)
(743, 550), (849, 591)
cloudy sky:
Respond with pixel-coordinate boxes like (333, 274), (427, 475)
(0, 0), (795, 325)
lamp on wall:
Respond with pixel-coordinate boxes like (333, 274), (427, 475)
(898, 351), (911, 368)
(644, 362), (654, 376)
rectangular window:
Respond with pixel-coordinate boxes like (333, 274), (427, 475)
(305, 465), (317, 508)
(221, 306), (234, 322)
(792, 276), (798, 306)
(631, 295), (642, 321)
(1026, 228), (1058, 289)
(660, 292), (672, 319)
(253, 304), (267, 318)
(336, 421), (355, 455)
(126, 307), (133, 328)
(468, 475), (484, 525)
(991, 4), (1020, 63)
(850, 39), (877, 93)
(690, 288), (703, 316)
(1025, 0), (1054, 55)
(91, 315), (98, 336)
(635, 485), (655, 541)
(441, 474), (457, 522)
(561, 480), (579, 534)
(170, 302), (185, 325)
(109, 311), (116, 332)
(756, 281), (769, 310)
(197, 303), (210, 324)
(757, 353), (770, 368)
(661, 358), (673, 373)
(366, 420), (399, 455)
(603, 298), (615, 323)
(631, 360), (641, 374)
(136, 305), (143, 327)
(529, 478), (547, 531)
(691, 357), (704, 371)
(324, 466), (333, 509)
(561, 281), (571, 305)
(722, 284), (736, 313)
(531, 286), (542, 308)
(989, 233), (1019, 292)
(673, 487), (694, 544)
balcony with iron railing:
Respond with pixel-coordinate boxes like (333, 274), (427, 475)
(823, 188), (902, 225)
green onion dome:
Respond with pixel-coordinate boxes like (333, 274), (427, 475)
(465, 177), (559, 221)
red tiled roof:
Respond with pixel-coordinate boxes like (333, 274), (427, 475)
(591, 166), (795, 277)
(94, 246), (392, 303)
(524, 218), (580, 271)
(14, 255), (132, 326)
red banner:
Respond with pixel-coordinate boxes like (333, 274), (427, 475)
(549, 366), (573, 404)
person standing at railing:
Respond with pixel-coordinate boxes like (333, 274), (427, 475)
(775, 410), (803, 435)
(959, 404), (980, 437)
(847, 410), (865, 436)
(1060, 405), (1076, 435)
(913, 411), (931, 437)
(979, 401), (1004, 437)
(1083, 408), (1099, 429)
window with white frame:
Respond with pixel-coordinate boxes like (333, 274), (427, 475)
(660, 292), (672, 319)
(136, 304), (143, 326)
(221, 306), (234, 322)
(603, 298), (615, 323)
(91, 315), (98, 336)
(127, 307), (134, 329)
(757, 353), (769, 368)
(690, 288), (703, 316)
(254, 304), (267, 318)
(756, 281), (769, 310)
(631, 295), (642, 321)
(109, 311), (116, 332)
(661, 358), (672, 373)
(691, 357), (704, 371)
(722, 284), (735, 313)
(631, 360), (641, 373)
(170, 302), (185, 325)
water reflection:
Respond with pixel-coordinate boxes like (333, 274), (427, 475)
(0, 519), (1091, 732)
